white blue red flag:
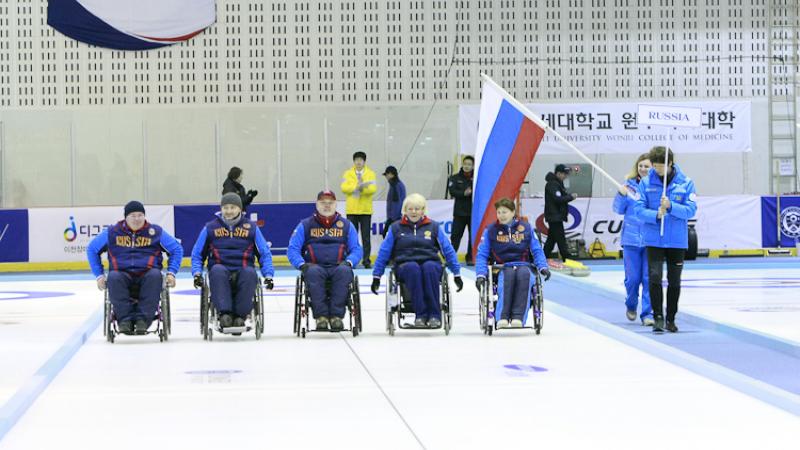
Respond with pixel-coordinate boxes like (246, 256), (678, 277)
(48, 0), (216, 51)
(471, 75), (547, 250)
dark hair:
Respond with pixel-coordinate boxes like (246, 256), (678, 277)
(462, 155), (475, 163)
(648, 146), (675, 165)
(353, 151), (367, 161)
(493, 197), (516, 212)
(227, 166), (242, 181)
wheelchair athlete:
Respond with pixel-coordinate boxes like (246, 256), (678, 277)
(191, 193), (274, 329)
(287, 190), (363, 331)
(370, 193), (463, 328)
(88, 201), (182, 335)
(475, 198), (551, 328)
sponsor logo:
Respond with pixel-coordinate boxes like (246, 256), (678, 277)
(336, 221), (344, 228)
(424, 230), (432, 240)
(63, 216), (108, 242)
(148, 227), (156, 236)
(780, 206), (800, 239)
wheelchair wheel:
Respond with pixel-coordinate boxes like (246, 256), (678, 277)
(103, 290), (109, 338)
(478, 284), (488, 332)
(533, 272), (544, 335)
(293, 276), (303, 336)
(200, 283), (209, 337)
(385, 272), (395, 336)
(254, 284), (264, 340)
(160, 289), (171, 338)
(441, 272), (451, 336)
(352, 276), (362, 333)
(164, 289), (172, 335)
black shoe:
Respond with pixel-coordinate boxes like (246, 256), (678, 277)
(330, 317), (344, 331)
(316, 317), (330, 331)
(118, 321), (134, 334)
(233, 317), (246, 327)
(362, 260), (372, 269)
(666, 321), (678, 333)
(220, 314), (234, 328)
(652, 317), (665, 333)
(134, 319), (148, 334)
(427, 318), (442, 328)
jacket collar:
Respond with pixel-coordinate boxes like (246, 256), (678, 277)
(401, 215), (431, 226)
(313, 211), (340, 228)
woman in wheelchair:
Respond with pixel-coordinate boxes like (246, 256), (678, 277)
(475, 198), (551, 328)
(287, 190), (363, 331)
(191, 193), (274, 330)
(370, 193), (463, 328)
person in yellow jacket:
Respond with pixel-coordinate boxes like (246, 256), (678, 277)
(340, 151), (377, 268)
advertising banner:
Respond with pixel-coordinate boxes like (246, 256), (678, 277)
(28, 205), (174, 263)
(459, 100), (751, 155)
(761, 196), (800, 248)
(0, 209), (29, 263)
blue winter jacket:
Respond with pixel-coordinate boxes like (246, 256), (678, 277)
(286, 213), (363, 269)
(634, 164), (697, 249)
(474, 219), (548, 278)
(386, 179), (406, 221)
(371, 216), (461, 277)
(613, 177), (646, 248)
(87, 221), (183, 278)
(190, 213), (274, 278)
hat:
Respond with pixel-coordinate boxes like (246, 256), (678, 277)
(124, 201), (145, 217)
(555, 164), (572, 174)
(382, 165), (398, 176)
(221, 193), (243, 209)
(317, 190), (337, 201)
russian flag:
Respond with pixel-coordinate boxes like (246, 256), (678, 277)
(471, 75), (547, 251)
(48, 0), (216, 51)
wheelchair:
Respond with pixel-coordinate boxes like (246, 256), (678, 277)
(104, 276), (171, 343)
(384, 265), (452, 336)
(478, 264), (543, 336)
(199, 272), (265, 341)
(293, 273), (362, 338)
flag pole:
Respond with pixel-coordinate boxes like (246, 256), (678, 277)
(660, 129), (670, 236)
(480, 73), (624, 191)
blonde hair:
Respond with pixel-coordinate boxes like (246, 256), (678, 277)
(402, 193), (427, 215)
(626, 153), (651, 180)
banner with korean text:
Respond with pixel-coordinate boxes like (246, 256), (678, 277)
(459, 100), (751, 155)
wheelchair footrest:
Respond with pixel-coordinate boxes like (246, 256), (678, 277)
(400, 323), (442, 330)
(219, 326), (250, 334)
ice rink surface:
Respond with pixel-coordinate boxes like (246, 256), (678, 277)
(0, 261), (798, 450)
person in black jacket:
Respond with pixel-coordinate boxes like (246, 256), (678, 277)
(448, 155), (474, 265)
(222, 166), (257, 210)
(543, 164), (577, 261)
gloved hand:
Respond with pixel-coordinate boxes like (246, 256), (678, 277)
(540, 268), (552, 281)
(371, 277), (381, 295)
(475, 276), (486, 291)
(300, 263), (314, 274)
(264, 278), (274, 290)
(193, 274), (204, 289)
(165, 273), (177, 288)
(247, 189), (258, 199)
(338, 260), (353, 267)
(454, 276), (464, 292)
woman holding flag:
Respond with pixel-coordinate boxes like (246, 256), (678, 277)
(634, 146), (697, 333)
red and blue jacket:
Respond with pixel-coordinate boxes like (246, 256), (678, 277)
(87, 220), (183, 278)
(190, 213), (274, 277)
(286, 212), (362, 269)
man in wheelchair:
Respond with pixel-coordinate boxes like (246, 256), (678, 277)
(370, 193), (463, 328)
(288, 190), (362, 331)
(475, 198), (551, 328)
(87, 201), (182, 335)
(191, 193), (274, 329)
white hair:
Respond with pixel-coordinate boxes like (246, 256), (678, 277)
(401, 193), (427, 214)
